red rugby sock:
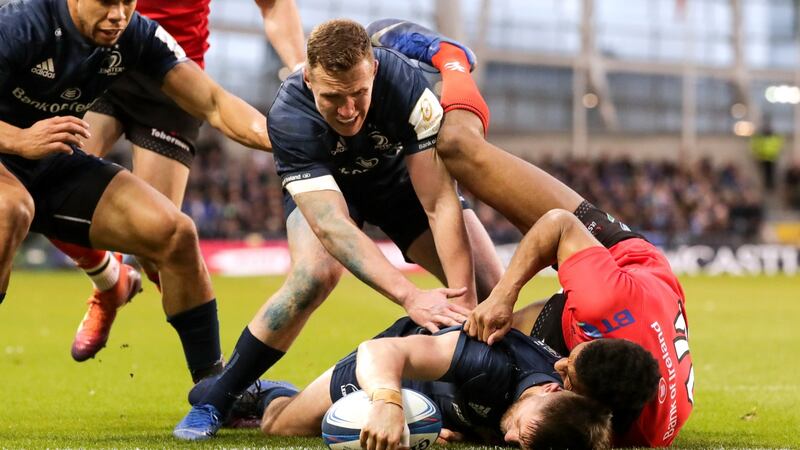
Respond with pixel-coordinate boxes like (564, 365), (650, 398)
(431, 42), (491, 135)
(50, 239), (107, 269)
(50, 239), (120, 291)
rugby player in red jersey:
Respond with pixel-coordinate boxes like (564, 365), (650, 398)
(53, 0), (305, 363)
(368, 19), (694, 447)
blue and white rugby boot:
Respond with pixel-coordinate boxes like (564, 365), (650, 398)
(173, 404), (223, 441)
(187, 376), (299, 428)
(230, 379), (299, 425)
(366, 18), (476, 71)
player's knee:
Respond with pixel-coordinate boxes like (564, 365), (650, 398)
(166, 213), (200, 254)
(151, 212), (199, 264)
(0, 188), (34, 235)
(541, 208), (578, 229)
(436, 118), (483, 160)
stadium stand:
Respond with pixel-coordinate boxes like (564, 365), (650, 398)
(177, 134), (763, 247)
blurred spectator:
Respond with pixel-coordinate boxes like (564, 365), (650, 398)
(750, 117), (784, 191)
(184, 137), (763, 246)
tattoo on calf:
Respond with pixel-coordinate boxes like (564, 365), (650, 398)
(264, 298), (292, 331)
(261, 267), (336, 331)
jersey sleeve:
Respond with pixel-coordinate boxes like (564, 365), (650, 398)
(127, 13), (188, 81)
(268, 83), (340, 196)
(375, 50), (443, 156)
(558, 246), (645, 348)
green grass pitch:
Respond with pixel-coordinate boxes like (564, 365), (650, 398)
(0, 271), (797, 449)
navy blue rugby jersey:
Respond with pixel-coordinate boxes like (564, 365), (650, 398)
(424, 328), (563, 441)
(268, 47), (443, 201)
(333, 324), (563, 443)
(0, 0), (187, 131)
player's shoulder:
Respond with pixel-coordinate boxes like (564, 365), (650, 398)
(372, 47), (426, 89)
(0, 0), (52, 44)
(503, 329), (564, 360)
(374, 47), (419, 71)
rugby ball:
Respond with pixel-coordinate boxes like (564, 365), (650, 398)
(322, 389), (441, 450)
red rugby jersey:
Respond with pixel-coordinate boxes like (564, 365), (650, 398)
(558, 239), (694, 447)
(136, 0), (210, 68)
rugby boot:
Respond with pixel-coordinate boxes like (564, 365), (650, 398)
(70, 259), (142, 362)
(173, 404), (223, 441)
(228, 379), (299, 427)
(366, 18), (476, 71)
(187, 376), (298, 428)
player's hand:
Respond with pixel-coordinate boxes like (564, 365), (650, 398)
(436, 428), (465, 445)
(14, 116), (90, 159)
(360, 401), (407, 450)
(404, 287), (470, 333)
(464, 295), (514, 345)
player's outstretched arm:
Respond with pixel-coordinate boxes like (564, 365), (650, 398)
(161, 61), (271, 151)
(355, 332), (459, 450)
(255, 0), (305, 70)
(0, 117), (89, 159)
(465, 209), (602, 344)
(406, 149), (477, 309)
(293, 189), (469, 332)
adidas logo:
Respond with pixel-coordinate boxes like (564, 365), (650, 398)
(443, 61), (466, 73)
(31, 58), (55, 79)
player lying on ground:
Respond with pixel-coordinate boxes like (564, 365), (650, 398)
(367, 19), (694, 447)
(52, 0), (307, 364)
(0, 0), (270, 382)
(173, 19), (505, 440)
(189, 317), (622, 450)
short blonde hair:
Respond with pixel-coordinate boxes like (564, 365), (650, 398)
(306, 19), (373, 73)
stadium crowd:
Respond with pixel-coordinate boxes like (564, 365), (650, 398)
(175, 136), (764, 247)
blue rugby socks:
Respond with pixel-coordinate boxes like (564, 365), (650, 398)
(167, 299), (223, 382)
(202, 327), (285, 414)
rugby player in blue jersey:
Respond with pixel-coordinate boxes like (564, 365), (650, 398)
(188, 317), (613, 450)
(0, 0), (270, 382)
(174, 18), (504, 440)
(54, 0), (307, 365)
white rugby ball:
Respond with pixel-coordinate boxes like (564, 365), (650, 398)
(322, 388), (441, 450)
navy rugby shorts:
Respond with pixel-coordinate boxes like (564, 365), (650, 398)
(0, 148), (123, 247)
(283, 182), (471, 259)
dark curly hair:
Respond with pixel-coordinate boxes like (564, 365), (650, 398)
(573, 339), (661, 434)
